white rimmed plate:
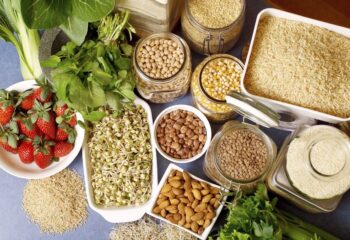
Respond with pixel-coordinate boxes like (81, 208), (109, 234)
(0, 80), (85, 179)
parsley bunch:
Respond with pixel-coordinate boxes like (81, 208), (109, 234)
(213, 184), (339, 240)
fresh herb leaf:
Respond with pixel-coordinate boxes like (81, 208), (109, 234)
(211, 184), (339, 240)
(47, 11), (135, 122)
(40, 55), (61, 68)
(106, 91), (122, 111)
(115, 57), (131, 70)
(82, 111), (106, 122)
(121, 43), (133, 56)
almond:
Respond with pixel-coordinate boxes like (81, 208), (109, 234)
(160, 183), (172, 193)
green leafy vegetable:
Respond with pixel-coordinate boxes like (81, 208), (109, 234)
(43, 11), (135, 122)
(20, 0), (115, 45)
(0, 0), (42, 80)
(212, 184), (339, 240)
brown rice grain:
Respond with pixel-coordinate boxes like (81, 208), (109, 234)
(22, 169), (88, 234)
(245, 16), (350, 118)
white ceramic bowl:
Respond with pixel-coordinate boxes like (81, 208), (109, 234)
(147, 163), (227, 240)
(0, 80), (85, 179)
(241, 8), (350, 124)
(153, 105), (212, 163)
(82, 97), (158, 223)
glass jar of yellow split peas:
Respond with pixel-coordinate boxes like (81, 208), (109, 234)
(191, 54), (244, 122)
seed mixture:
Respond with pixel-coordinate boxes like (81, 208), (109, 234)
(137, 38), (185, 79)
(188, 0), (243, 29)
(286, 125), (350, 199)
(218, 129), (268, 180)
(201, 57), (242, 101)
(22, 169), (87, 234)
(156, 109), (207, 159)
(88, 105), (152, 207)
(109, 215), (196, 240)
(152, 170), (221, 235)
(245, 16), (350, 118)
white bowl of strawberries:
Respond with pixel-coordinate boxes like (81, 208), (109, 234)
(0, 80), (85, 179)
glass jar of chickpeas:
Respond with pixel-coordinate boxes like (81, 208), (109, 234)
(181, 0), (246, 55)
(134, 33), (192, 103)
(191, 54), (244, 122)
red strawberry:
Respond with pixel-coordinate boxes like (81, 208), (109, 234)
(33, 136), (55, 169)
(68, 116), (77, 127)
(0, 104), (14, 125)
(18, 141), (34, 164)
(33, 87), (52, 103)
(54, 102), (68, 116)
(36, 112), (56, 139)
(34, 149), (53, 169)
(44, 134), (54, 141)
(54, 142), (73, 157)
(56, 128), (68, 141)
(18, 117), (41, 139)
(0, 121), (19, 154)
(0, 140), (17, 154)
(0, 90), (15, 125)
(55, 107), (77, 128)
(55, 123), (76, 143)
(20, 93), (35, 110)
(29, 101), (56, 139)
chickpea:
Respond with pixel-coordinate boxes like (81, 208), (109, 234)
(137, 38), (185, 79)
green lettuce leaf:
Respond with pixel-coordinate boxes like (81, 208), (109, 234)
(71, 0), (115, 22)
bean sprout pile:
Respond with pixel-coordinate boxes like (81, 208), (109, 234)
(88, 105), (152, 207)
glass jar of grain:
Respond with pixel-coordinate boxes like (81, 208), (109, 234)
(191, 54), (244, 122)
(181, 0), (246, 55)
(134, 33), (192, 103)
(203, 120), (277, 191)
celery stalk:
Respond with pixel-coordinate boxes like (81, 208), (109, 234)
(0, 0), (42, 80)
(277, 210), (339, 240)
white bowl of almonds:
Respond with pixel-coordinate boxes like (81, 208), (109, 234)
(148, 164), (226, 240)
(153, 105), (212, 163)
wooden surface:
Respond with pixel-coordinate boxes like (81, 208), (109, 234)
(266, 0), (350, 28)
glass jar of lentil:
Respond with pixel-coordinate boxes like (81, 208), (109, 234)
(134, 33), (192, 103)
(191, 54), (244, 122)
(203, 120), (277, 191)
(181, 0), (246, 55)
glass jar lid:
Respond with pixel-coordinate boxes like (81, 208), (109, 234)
(225, 91), (280, 128)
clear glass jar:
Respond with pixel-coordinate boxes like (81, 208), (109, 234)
(267, 125), (350, 213)
(134, 33), (192, 103)
(181, 0), (246, 55)
(116, 0), (184, 38)
(222, 86), (349, 212)
(191, 54), (243, 122)
(204, 121), (277, 191)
